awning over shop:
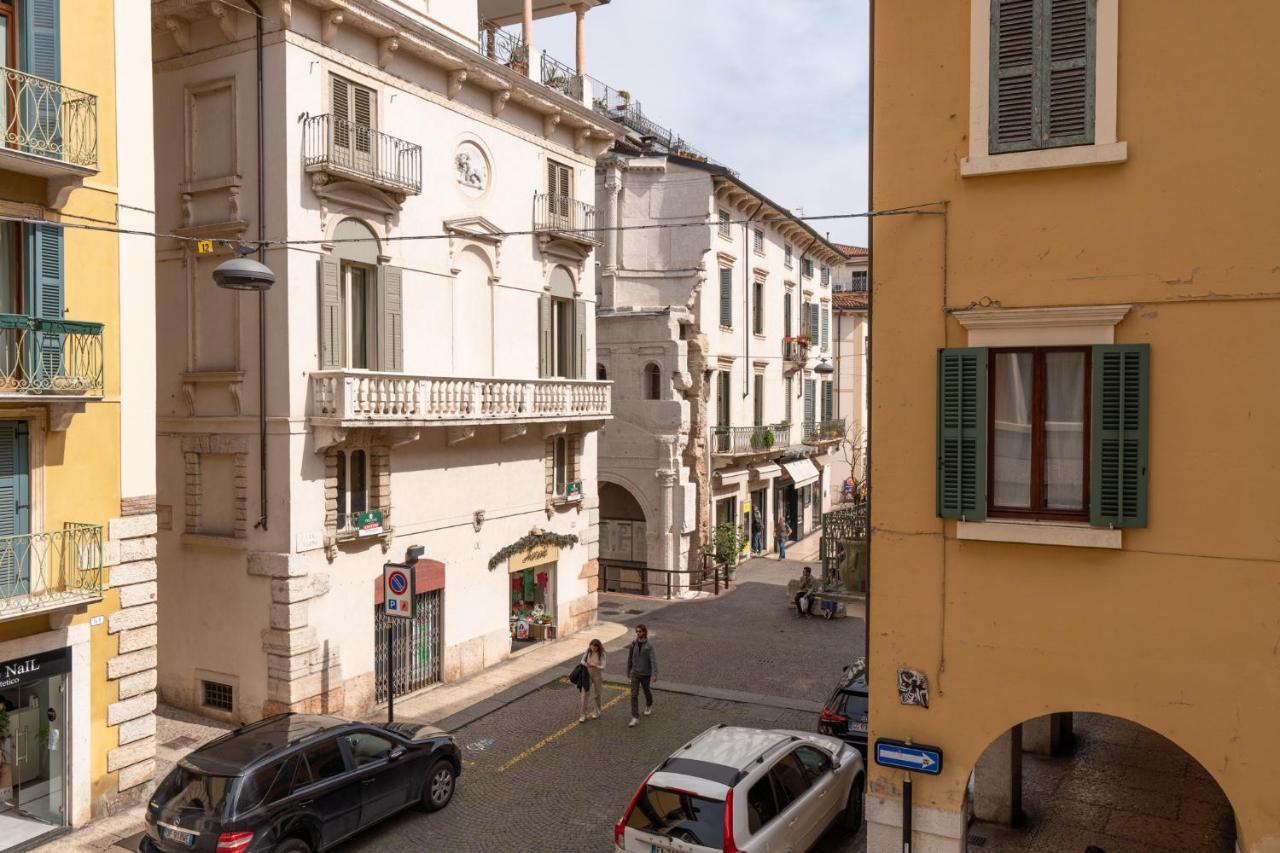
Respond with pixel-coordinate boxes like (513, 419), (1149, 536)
(751, 463), (782, 481)
(780, 458), (819, 488)
(716, 469), (750, 487)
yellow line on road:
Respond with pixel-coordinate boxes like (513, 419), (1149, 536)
(497, 682), (628, 774)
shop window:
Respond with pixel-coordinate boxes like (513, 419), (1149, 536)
(642, 363), (661, 400)
(335, 449), (368, 533)
(202, 679), (234, 712)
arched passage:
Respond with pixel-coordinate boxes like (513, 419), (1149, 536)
(965, 712), (1236, 852)
(598, 480), (652, 595)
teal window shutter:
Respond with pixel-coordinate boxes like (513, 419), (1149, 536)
(719, 267), (732, 327)
(0, 421), (31, 590)
(27, 224), (64, 379)
(21, 0), (60, 81)
(820, 305), (829, 350)
(317, 259), (344, 369)
(809, 303), (819, 342)
(822, 381), (833, 422)
(376, 265), (403, 372)
(804, 379), (815, 427)
(1090, 344), (1149, 528)
(990, 0), (1095, 154)
(937, 348), (988, 520)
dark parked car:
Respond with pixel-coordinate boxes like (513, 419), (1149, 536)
(819, 660), (868, 756)
(140, 714), (461, 853)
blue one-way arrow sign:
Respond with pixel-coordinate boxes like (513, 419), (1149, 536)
(874, 739), (944, 775)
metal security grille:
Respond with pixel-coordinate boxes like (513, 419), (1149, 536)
(375, 590), (442, 703)
(201, 680), (234, 712)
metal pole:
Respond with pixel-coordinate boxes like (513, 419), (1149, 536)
(386, 623), (395, 722)
(902, 777), (912, 853)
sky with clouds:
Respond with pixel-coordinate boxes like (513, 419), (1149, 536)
(534, 0), (870, 246)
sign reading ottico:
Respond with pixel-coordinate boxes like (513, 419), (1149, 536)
(0, 648), (72, 690)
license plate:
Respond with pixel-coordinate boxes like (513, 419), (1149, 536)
(650, 845), (675, 853)
(161, 826), (195, 846)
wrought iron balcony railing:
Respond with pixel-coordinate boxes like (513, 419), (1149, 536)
(0, 524), (103, 618)
(302, 114), (422, 196)
(0, 314), (104, 397)
(783, 337), (811, 367)
(1, 67), (98, 171)
(712, 424), (792, 456)
(802, 418), (847, 445)
(540, 52), (583, 102)
(477, 21), (530, 73)
(534, 192), (600, 245)
(312, 370), (611, 426)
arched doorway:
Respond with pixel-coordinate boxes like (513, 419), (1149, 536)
(598, 481), (652, 595)
(966, 712), (1236, 852)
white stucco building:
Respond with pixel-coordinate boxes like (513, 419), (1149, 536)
(596, 150), (849, 593)
(151, 0), (619, 721)
(829, 244), (869, 495)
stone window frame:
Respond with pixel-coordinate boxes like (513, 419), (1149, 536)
(324, 437), (391, 556)
(180, 435), (249, 543)
(545, 431), (583, 512)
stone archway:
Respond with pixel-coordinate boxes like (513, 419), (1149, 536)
(598, 480), (653, 595)
(965, 712), (1237, 852)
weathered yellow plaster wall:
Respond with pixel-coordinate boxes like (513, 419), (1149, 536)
(870, 1), (1280, 849)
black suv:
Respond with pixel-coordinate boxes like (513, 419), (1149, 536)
(140, 714), (461, 853)
(818, 661), (869, 757)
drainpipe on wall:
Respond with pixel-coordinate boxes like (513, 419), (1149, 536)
(865, 0), (876, 673)
(742, 198), (764, 399)
(246, 0), (269, 531)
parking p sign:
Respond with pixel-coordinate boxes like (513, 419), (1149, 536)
(383, 563), (413, 618)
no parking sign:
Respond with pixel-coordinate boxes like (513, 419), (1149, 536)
(384, 563), (413, 618)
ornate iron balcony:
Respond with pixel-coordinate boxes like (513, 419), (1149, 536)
(477, 21), (530, 74)
(0, 314), (104, 397)
(0, 524), (104, 618)
(540, 52), (583, 102)
(1, 67), (98, 171)
(302, 114), (422, 197)
(802, 418), (847, 445)
(712, 424), (792, 456)
(534, 192), (600, 246)
(312, 371), (611, 427)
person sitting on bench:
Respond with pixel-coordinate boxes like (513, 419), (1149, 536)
(795, 566), (817, 617)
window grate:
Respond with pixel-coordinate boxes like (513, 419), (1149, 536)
(202, 680), (234, 712)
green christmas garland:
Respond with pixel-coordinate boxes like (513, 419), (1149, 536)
(489, 531), (579, 571)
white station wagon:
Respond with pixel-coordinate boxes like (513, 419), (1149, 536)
(614, 725), (865, 853)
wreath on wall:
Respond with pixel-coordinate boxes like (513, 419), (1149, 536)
(488, 531), (579, 572)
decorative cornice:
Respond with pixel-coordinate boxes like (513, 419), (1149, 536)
(952, 304), (1132, 330)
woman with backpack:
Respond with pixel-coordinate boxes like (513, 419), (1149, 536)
(575, 638), (606, 723)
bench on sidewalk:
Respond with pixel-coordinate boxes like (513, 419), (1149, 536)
(785, 580), (847, 619)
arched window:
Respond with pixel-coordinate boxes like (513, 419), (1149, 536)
(597, 364), (608, 381)
(642, 363), (662, 400)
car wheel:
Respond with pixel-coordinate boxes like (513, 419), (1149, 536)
(421, 759), (456, 812)
(841, 775), (865, 830)
(273, 839), (311, 853)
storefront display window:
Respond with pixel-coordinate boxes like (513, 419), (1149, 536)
(510, 563), (556, 649)
(0, 647), (69, 848)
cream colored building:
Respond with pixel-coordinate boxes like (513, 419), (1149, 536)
(597, 149), (848, 593)
(869, 1), (1280, 851)
(151, 0), (618, 722)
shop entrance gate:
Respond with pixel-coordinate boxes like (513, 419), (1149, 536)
(375, 589), (441, 703)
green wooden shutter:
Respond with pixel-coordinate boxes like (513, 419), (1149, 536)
(937, 348), (988, 520)
(0, 421), (31, 590)
(573, 300), (587, 379)
(753, 374), (764, 427)
(809, 303), (820, 342)
(717, 370), (730, 427)
(820, 305), (829, 350)
(318, 258), (344, 369)
(376, 265), (403, 372)
(20, 0), (60, 81)
(538, 295), (553, 378)
(1090, 344), (1149, 528)
(331, 75), (351, 152)
(718, 267), (732, 327)
(783, 293), (792, 336)
(990, 0), (1036, 153)
(784, 376), (792, 423)
(1043, 0), (1095, 147)
(822, 380), (833, 422)
(804, 379), (815, 427)
(27, 224), (64, 379)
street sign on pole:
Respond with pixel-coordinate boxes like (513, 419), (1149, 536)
(383, 563), (413, 618)
(874, 739), (944, 776)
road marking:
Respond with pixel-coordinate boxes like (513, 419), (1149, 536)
(496, 685), (627, 774)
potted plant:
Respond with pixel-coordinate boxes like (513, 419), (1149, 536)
(617, 90), (632, 104)
(708, 521), (747, 580)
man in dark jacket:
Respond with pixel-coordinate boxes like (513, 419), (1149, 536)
(626, 624), (657, 727)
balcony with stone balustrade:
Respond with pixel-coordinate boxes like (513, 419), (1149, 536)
(309, 370), (611, 448)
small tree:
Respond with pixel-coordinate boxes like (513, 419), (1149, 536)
(708, 521), (747, 566)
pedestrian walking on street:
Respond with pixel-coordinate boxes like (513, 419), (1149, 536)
(794, 565), (817, 617)
(751, 508), (764, 555)
(776, 514), (792, 559)
(626, 624), (657, 728)
(577, 638), (606, 723)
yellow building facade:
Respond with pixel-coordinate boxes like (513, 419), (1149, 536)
(0, 0), (156, 846)
(869, 1), (1279, 851)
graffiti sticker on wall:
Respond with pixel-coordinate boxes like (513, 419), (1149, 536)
(897, 668), (930, 708)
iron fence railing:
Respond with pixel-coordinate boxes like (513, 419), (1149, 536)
(802, 418), (847, 444)
(1, 67), (98, 170)
(540, 52), (583, 102)
(599, 555), (728, 599)
(477, 21), (530, 73)
(533, 192), (599, 243)
(302, 113), (422, 196)
(0, 314), (104, 396)
(712, 424), (792, 456)
(0, 524), (103, 615)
